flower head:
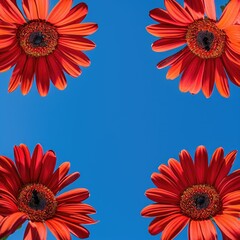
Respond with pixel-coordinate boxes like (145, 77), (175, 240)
(141, 146), (240, 239)
(0, 0), (98, 96)
(147, 0), (240, 97)
(0, 144), (96, 239)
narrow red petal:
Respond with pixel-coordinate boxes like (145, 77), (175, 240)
(184, 0), (204, 19)
(55, 3), (88, 27)
(20, 57), (35, 95)
(204, 0), (216, 20)
(179, 149), (196, 185)
(36, 57), (50, 96)
(164, 0), (193, 24)
(161, 214), (189, 240)
(0, 212), (27, 238)
(215, 57), (229, 97)
(152, 38), (186, 52)
(30, 144), (43, 182)
(214, 215), (240, 239)
(47, 0), (72, 25)
(38, 150), (56, 185)
(45, 219), (71, 240)
(56, 189), (89, 204)
(202, 59), (215, 98)
(217, 0), (240, 29)
(24, 222), (47, 240)
(194, 146), (208, 184)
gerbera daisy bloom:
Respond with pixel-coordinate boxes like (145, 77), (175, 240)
(147, 0), (240, 97)
(0, 0), (98, 96)
(0, 144), (96, 239)
(141, 146), (240, 239)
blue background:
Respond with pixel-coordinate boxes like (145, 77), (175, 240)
(2, 0), (240, 239)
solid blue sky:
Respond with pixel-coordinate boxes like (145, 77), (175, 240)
(2, 0), (240, 239)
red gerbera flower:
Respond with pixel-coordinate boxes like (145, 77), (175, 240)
(0, 0), (98, 96)
(141, 146), (240, 239)
(0, 144), (96, 239)
(147, 0), (240, 97)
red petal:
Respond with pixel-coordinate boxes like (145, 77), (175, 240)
(59, 36), (96, 51)
(194, 146), (208, 184)
(55, 3), (88, 27)
(204, 0), (216, 20)
(152, 38), (186, 52)
(148, 214), (183, 235)
(57, 23), (98, 36)
(207, 147), (224, 185)
(151, 172), (180, 195)
(58, 45), (91, 67)
(184, 0), (204, 19)
(179, 56), (204, 94)
(54, 172), (80, 194)
(214, 214), (240, 239)
(0, 212), (27, 238)
(202, 59), (215, 98)
(38, 150), (56, 184)
(145, 188), (179, 204)
(22, 0), (48, 20)
(215, 57), (229, 97)
(157, 47), (189, 69)
(215, 150), (237, 187)
(47, 162), (70, 192)
(53, 49), (81, 78)
(147, 24), (187, 38)
(20, 57), (35, 95)
(189, 220), (217, 240)
(14, 144), (31, 183)
(36, 57), (50, 96)
(30, 144), (43, 182)
(46, 54), (67, 90)
(166, 49), (194, 79)
(217, 0), (240, 29)
(8, 54), (27, 93)
(164, 0), (193, 24)
(45, 218), (71, 240)
(24, 222), (47, 240)
(149, 8), (180, 26)
(222, 53), (240, 86)
(47, 0), (72, 25)
(0, 0), (25, 24)
(161, 214), (189, 239)
(179, 149), (196, 185)
(57, 189), (89, 204)
(141, 204), (180, 217)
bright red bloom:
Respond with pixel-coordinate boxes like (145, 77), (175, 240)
(0, 0), (98, 96)
(0, 144), (96, 239)
(141, 146), (240, 239)
(147, 0), (240, 98)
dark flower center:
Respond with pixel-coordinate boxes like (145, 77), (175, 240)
(29, 189), (47, 210)
(197, 31), (214, 51)
(29, 32), (46, 48)
(17, 20), (58, 57)
(18, 183), (57, 221)
(186, 19), (225, 59)
(193, 193), (210, 209)
(180, 184), (221, 220)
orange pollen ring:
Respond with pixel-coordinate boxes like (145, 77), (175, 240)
(186, 19), (226, 59)
(17, 20), (58, 57)
(180, 184), (221, 220)
(17, 183), (57, 222)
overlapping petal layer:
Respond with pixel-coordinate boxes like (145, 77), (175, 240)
(0, 144), (96, 239)
(147, 0), (240, 97)
(141, 146), (240, 239)
(0, 0), (98, 96)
